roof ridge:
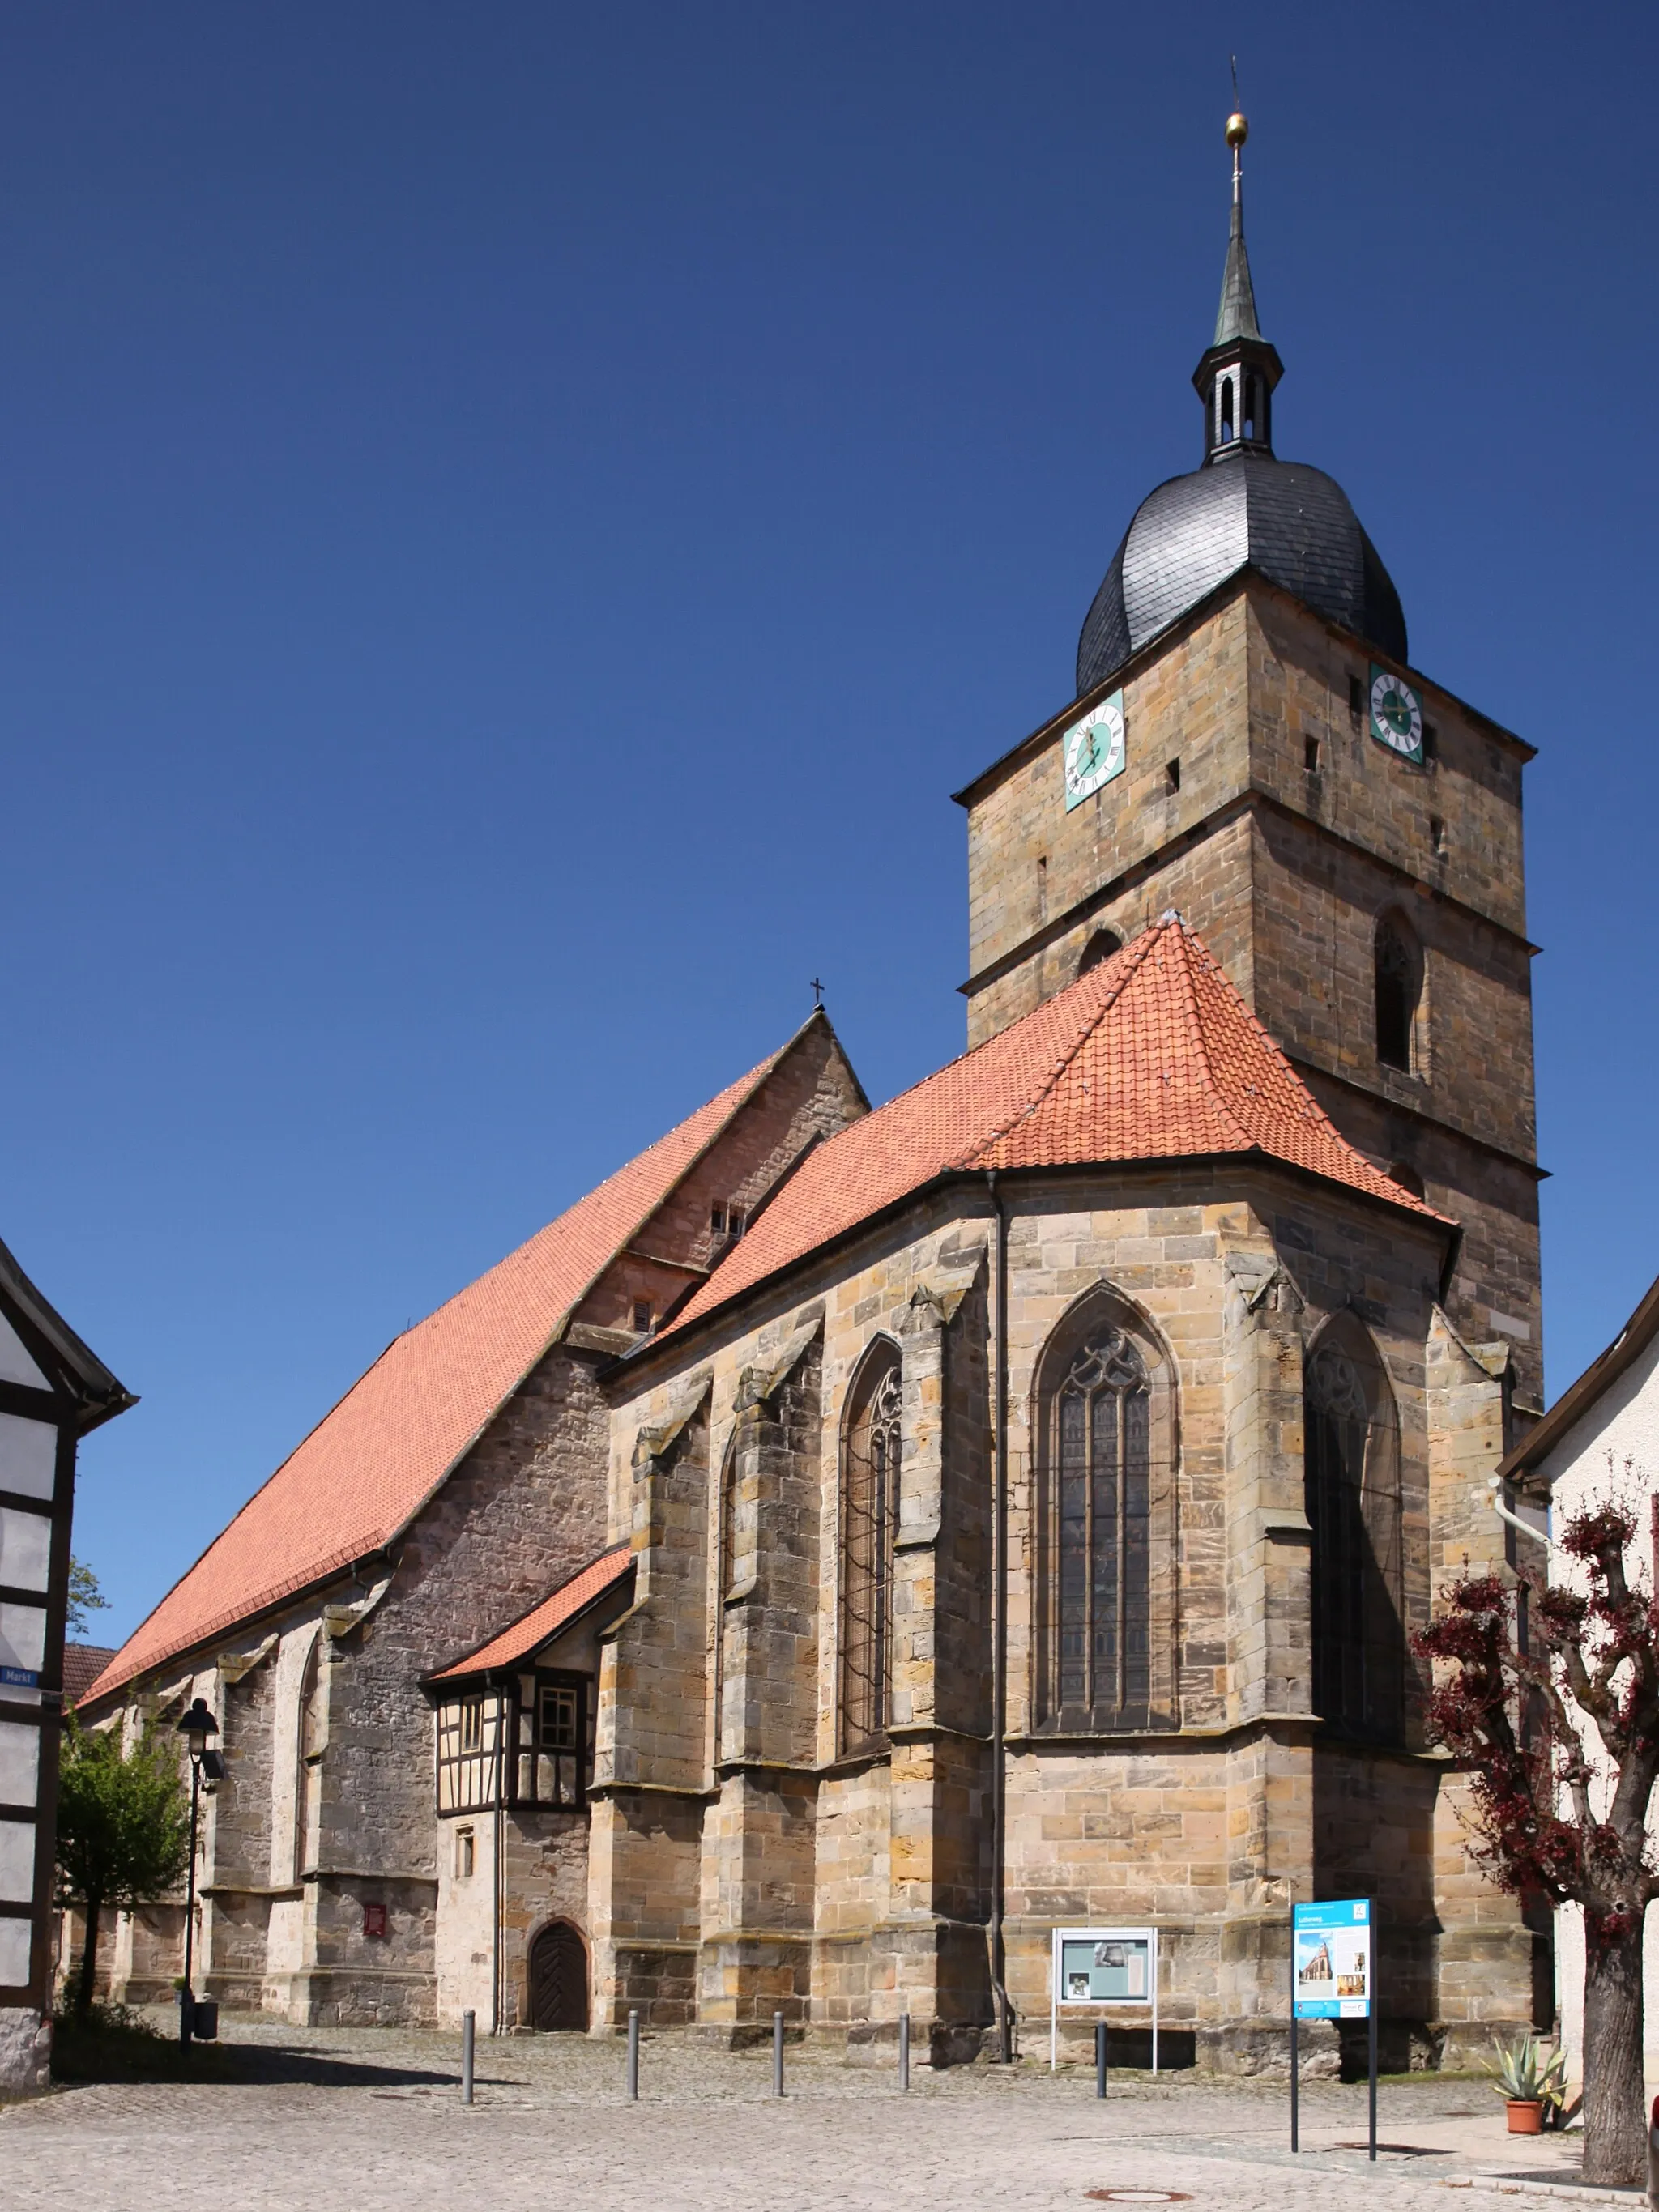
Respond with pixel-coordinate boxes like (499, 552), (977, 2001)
(1166, 924), (1261, 1155)
(1183, 931), (1361, 1144)
(959, 923), (1169, 1170)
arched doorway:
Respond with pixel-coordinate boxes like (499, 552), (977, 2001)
(527, 1920), (589, 2031)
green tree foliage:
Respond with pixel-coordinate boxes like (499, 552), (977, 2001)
(54, 1719), (190, 2019)
(66, 1557), (109, 1638)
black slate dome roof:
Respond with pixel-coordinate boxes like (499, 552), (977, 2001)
(1075, 454), (1408, 698)
(1075, 117), (1408, 701)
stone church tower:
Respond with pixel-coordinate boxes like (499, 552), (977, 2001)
(82, 113), (1545, 2069)
(956, 114), (1541, 1417)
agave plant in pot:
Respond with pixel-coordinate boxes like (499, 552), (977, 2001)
(1489, 2035), (1568, 2134)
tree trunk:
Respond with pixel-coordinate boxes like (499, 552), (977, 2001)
(1582, 1912), (1646, 2187)
(74, 1895), (101, 2020)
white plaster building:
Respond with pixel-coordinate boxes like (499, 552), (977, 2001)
(1497, 1273), (1659, 2081)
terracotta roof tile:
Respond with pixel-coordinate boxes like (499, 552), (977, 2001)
(667, 918), (1445, 1337)
(84, 1047), (792, 1707)
(427, 1547), (633, 1682)
(63, 1643), (118, 1707)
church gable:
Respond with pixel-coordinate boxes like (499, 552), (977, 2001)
(85, 1013), (864, 1707)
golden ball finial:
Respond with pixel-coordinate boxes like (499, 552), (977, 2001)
(1225, 111), (1248, 148)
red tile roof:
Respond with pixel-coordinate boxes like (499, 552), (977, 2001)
(84, 1046), (795, 1707)
(63, 1643), (118, 1707)
(427, 1546), (633, 1683)
(667, 917), (1446, 1337)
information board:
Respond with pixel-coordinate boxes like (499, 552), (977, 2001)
(1292, 1897), (1372, 2019)
(1048, 1926), (1158, 2073)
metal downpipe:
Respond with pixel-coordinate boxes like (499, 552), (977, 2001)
(987, 1170), (1014, 2062)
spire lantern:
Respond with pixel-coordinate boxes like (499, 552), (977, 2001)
(1192, 109), (1282, 464)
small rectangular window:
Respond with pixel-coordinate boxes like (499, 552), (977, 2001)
(632, 1299), (652, 1333)
(1429, 816), (1446, 853)
(1304, 735), (1320, 773)
(1166, 758), (1181, 794)
(460, 1699), (482, 1754)
(710, 1204), (727, 1237)
(538, 1684), (579, 1752)
(1422, 720), (1439, 761)
(454, 1826), (475, 1878)
(1348, 674), (1363, 717)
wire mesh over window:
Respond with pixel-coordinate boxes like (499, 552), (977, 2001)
(838, 1347), (902, 1756)
(1304, 1333), (1405, 1742)
(1038, 1328), (1160, 1730)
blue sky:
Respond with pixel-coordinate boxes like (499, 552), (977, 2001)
(4, 5), (1653, 1645)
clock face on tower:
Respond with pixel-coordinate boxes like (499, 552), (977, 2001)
(1062, 691), (1126, 811)
(1369, 665), (1424, 764)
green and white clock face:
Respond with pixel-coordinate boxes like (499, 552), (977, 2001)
(1369, 665), (1423, 763)
(1063, 691), (1125, 811)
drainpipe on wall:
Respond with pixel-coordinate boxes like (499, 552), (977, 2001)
(493, 1686), (505, 2035)
(986, 1170), (1014, 2063)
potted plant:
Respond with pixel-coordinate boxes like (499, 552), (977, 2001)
(1489, 2034), (1568, 2134)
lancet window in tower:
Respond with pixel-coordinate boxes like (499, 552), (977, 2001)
(1034, 1300), (1176, 1734)
(838, 1345), (902, 1756)
(1303, 1328), (1405, 1743)
(1374, 913), (1422, 1072)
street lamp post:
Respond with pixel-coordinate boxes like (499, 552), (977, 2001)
(174, 1698), (221, 2048)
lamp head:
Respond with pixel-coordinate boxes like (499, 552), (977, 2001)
(177, 1698), (218, 1759)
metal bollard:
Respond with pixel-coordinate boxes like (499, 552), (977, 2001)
(899, 2012), (910, 2092)
(774, 2010), (785, 2098)
(462, 2008), (475, 2106)
(627, 2008), (640, 2101)
(1096, 2018), (1107, 2099)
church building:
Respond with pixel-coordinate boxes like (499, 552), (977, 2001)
(80, 114), (1545, 2069)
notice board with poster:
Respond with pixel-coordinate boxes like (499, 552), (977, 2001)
(1292, 1898), (1371, 2018)
(1048, 1926), (1158, 2072)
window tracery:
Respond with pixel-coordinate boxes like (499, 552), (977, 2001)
(838, 1347), (902, 1756)
(1034, 1300), (1175, 1733)
(1303, 1327), (1405, 1742)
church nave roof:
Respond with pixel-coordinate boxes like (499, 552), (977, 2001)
(84, 1031), (830, 1705)
(663, 916), (1448, 1344)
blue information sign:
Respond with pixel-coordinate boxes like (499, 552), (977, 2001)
(1293, 1897), (1372, 2019)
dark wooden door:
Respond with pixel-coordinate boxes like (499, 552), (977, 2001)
(527, 1920), (588, 2031)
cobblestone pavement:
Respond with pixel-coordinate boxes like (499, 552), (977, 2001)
(0, 2022), (1621, 2212)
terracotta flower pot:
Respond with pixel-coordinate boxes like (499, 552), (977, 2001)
(1506, 2099), (1544, 2134)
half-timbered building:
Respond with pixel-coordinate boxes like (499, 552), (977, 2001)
(0, 1238), (132, 2094)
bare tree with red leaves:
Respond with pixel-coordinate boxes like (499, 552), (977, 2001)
(1414, 1484), (1659, 2189)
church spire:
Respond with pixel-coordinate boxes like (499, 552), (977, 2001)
(1213, 110), (1261, 343)
(1192, 107), (1282, 464)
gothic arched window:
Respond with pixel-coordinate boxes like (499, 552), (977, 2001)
(1303, 1323), (1405, 1742)
(1034, 1296), (1176, 1733)
(1077, 927), (1123, 978)
(1374, 912), (1422, 1073)
(838, 1344), (902, 1756)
